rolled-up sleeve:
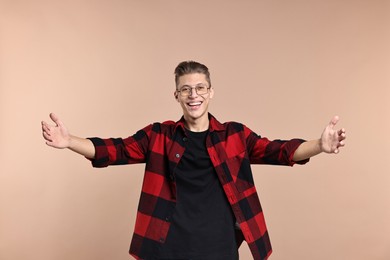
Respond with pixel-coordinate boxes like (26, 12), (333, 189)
(87, 125), (151, 168)
(245, 126), (309, 166)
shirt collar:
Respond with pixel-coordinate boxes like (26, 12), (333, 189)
(175, 113), (225, 132)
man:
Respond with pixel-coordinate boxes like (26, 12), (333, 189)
(41, 61), (346, 260)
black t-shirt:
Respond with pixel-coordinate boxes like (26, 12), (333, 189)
(156, 129), (238, 260)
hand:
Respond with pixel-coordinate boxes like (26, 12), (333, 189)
(41, 113), (71, 149)
(320, 116), (346, 154)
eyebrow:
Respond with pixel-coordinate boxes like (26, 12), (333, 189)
(180, 83), (207, 88)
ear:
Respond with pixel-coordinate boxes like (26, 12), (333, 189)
(174, 91), (179, 101)
(209, 87), (214, 99)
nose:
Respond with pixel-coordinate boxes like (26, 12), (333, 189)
(188, 87), (198, 98)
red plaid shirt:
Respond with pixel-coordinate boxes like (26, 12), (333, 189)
(88, 114), (308, 259)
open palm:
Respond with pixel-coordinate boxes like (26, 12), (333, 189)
(321, 116), (346, 154)
(41, 113), (70, 149)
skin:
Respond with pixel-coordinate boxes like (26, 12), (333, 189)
(293, 116), (346, 161)
(41, 113), (95, 159)
(174, 73), (214, 132)
(41, 72), (346, 161)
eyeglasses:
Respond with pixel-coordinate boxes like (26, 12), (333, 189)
(176, 84), (211, 97)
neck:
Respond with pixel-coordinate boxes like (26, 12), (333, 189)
(184, 115), (209, 132)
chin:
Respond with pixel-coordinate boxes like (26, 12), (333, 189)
(186, 111), (206, 120)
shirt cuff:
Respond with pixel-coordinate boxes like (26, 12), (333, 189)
(86, 137), (110, 168)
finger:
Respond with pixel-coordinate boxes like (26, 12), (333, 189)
(339, 133), (346, 141)
(49, 113), (63, 127)
(338, 128), (346, 135)
(43, 131), (52, 142)
(41, 122), (51, 134)
(41, 120), (49, 129)
(329, 115), (339, 128)
(46, 141), (55, 147)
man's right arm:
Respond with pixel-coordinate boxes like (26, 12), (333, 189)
(41, 113), (95, 159)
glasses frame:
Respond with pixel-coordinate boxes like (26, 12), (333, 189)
(176, 85), (211, 97)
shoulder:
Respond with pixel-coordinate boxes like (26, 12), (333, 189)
(210, 115), (258, 139)
(219, 120), (247, 133)
(209, 114), (245, 132)
(140, 120), (177, 136)
(161, 120), (176, 126)
(221, 121), (258, 140)
(225, 121), (245, 129)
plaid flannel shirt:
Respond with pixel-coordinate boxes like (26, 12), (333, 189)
(88, 114), (308, 260)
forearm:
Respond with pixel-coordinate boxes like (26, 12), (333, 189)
(68, 135), (96, 159)
(292, 139), (322, 162)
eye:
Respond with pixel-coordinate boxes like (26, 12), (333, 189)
(181, 87), (191, 93)
(196, 86), (206, 91)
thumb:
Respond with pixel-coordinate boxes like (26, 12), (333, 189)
(329, 115), (339, 129)
(49, 113), (64, 127)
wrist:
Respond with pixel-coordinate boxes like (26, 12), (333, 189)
(67, 135), (77, 150)
(317, 138), (324, 153)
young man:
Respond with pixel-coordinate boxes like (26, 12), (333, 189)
(41, 61), (346, 260)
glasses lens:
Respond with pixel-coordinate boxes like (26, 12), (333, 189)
(180, 87), (191, 96)
(179, 85), (208, 96)
(196, 86), (207, 95)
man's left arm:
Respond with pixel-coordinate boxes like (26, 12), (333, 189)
(293, 116), (346, 162)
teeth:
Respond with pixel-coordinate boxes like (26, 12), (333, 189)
(189, 102), (201, 106)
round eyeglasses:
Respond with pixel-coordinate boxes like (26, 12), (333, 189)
(176, 85), (211, 97)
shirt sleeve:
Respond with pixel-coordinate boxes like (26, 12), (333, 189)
(244, 125), (309, 166)
(87, 124), (152, 168)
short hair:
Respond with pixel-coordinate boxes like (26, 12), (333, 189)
(174, 61), (211, 88)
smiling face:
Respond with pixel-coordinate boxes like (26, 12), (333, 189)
(175, 73), (214, 129)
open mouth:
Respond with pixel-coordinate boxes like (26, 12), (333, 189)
(187, 101), (202, 109)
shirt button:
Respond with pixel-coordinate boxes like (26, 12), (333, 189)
(159, 238), (165, 243)
(175, 153), (180, 158)
(183, 137), (188, 142)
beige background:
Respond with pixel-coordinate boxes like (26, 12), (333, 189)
(1, 1), (389, 259)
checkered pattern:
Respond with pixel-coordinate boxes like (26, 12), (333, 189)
(88, 114), (308, 259)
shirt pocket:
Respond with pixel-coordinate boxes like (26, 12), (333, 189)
(225, 150), (255, 193)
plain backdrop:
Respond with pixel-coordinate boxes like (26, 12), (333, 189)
(1, 1), (389, 259)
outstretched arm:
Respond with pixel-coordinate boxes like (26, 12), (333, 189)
(293, 116), (346, 162)
(41, 113), (95, 159)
